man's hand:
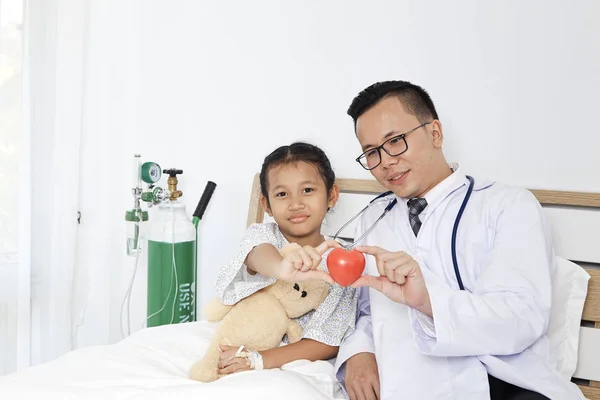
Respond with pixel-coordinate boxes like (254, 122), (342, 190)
(344, 352), (380, 400)
(276, 240), (341, 284)
(352, 246), (432, 317)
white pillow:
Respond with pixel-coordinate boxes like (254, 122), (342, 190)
(547, 256), (590, 379)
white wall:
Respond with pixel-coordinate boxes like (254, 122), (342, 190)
(70, 0), (600, 347)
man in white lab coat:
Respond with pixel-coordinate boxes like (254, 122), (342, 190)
(334, 81), (585, 400)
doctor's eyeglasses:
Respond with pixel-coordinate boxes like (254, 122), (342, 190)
(355, 121), (432, 170)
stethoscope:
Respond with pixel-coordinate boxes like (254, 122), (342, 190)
(333, 175), (475, 291)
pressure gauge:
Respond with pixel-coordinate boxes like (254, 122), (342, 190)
(141, 161), (162, 184)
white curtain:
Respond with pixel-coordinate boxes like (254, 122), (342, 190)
(26, 0), (87, 367)
(0, 0), (27, 376)
(0, 0), (91, 375)
(4, 0), (192, 372)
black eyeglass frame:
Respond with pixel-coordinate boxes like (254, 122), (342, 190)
(355, 121), (433, 170)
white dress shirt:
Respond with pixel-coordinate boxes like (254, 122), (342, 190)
(335, 166), (585, 400)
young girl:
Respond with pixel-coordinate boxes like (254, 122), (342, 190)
(214, 142), (358, 375)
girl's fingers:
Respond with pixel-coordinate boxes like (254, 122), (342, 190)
(299, 249), (314, 271)
(304, 246), (322, 269)
(218, 358), (251, 375)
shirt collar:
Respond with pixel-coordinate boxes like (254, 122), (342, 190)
(423, 163), (464, 208)
(399, 162), (467, 216)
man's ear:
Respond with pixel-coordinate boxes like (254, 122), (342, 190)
(327, 183), (340, 210)
(260, 195), (273, 216)
(430, 120), (444, 149)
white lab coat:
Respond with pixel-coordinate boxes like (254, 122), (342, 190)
(334, 168), (585, 400)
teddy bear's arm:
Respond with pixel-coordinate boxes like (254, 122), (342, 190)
(286, 320), (304, 343)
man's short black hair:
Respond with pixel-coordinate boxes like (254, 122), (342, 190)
(347, 80), (439, 128)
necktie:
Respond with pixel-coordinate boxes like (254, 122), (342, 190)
(407, 197), (428, 236)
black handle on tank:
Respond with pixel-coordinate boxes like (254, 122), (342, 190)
(194, 181), (217, 220)
(163, 168), (183, 177)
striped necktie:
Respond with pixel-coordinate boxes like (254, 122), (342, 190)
(407, 197), (428, 236)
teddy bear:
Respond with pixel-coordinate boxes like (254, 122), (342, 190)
(188, 243), (331, 382)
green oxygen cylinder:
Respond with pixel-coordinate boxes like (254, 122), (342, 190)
(146, 170), (197, 327)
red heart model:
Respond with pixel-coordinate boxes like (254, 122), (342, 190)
(326, 248), (366, 287)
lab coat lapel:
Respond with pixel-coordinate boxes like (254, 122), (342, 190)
(419, 174), (468, 228)
(381, 199), (416, 252)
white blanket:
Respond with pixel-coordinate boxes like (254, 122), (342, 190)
(0, 321), (346, 400)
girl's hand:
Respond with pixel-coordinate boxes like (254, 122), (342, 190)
(217, 344), (252, 375)
(276, 240), (340, 284)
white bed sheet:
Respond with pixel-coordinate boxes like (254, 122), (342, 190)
(0, 321), (346, 400)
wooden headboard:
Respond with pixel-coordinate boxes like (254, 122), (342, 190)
(246, 173), (600, 399)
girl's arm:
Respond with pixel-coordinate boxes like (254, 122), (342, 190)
(245, 242), (336, 284)
(217, 339), (338, 375)
(216, 224), (281, 305)
(260, 339), (338, 369)
(244, 243), (283, 277)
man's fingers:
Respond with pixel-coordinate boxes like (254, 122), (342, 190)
(360, 369), (380, 400)
(381, 255), (410, 270)
(373, 378), (381, 400)
(376, 258), (386, 277)
(365, 369), (381, 400)
(355, 245), (386, 256)
(348, 382), (366, 400)
(351, 275), (384, 291)
(347, 388), (355, 400)
(377, 253), (410, 278)
(390, 260), (418, 284)
(377, 250), (408, 263)
(365, 384), (378, 400)
(382, 257), (403, 283)
(358, 381), (379, 400)
(385, 261), (396, 283)
(349, 384), (367, 400)
(393, 266), (408, 285)
(380, 255), (412, 283)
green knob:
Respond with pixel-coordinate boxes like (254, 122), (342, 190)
(141, 191), (155, 203)
(141, 162), (161, 184)
(125, 209), (148, 222)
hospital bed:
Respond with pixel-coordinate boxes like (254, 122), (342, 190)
(0, 175), (599, 400)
